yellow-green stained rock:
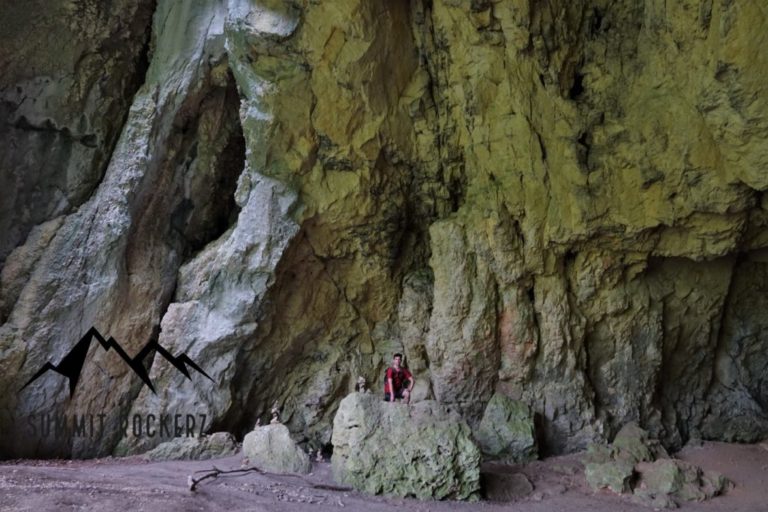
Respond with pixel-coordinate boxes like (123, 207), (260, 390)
(332, 393), (481, 500)
(475, 393), (537, 463)
(585, 459), (635, 495)
(585, 422), (731, 507)
(2, 0), (768, 460)
(634, 459), (731, 507)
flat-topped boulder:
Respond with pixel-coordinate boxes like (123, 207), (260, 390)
(331, 392), (481, 500)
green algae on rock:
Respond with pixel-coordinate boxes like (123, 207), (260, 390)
(585, 422), (731, 508)
(331, 393), (481, 500)
(475, 393), (538, 463)
(1, 0), (768, 460)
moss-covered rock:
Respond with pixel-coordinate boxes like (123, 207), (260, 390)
(331, 393), (480, 500)
(634, 459), (731, 508)
(612, 422), (668, 464)
(475, 393), (537, 463)
(585, 422), (731, 508)
(585, 459), (635, 494)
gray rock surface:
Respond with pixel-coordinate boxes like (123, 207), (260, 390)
(242, 424), (311, 475)
(0, 0), (154, 268)
(331, 393), (480, 500)
(1, 0), (767, 461)
(145, 432), (238, 461)
(585, 422), (730, 507)
(0, 0), (244, 459)
(475, 393), (537, 463)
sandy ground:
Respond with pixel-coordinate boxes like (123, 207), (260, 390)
(1, 441), (766, 512)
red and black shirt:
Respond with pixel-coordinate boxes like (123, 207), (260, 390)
(384, 366), (412, 394)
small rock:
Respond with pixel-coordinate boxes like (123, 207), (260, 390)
(612, 422), (668, 464)
(481, 472), (533, 501)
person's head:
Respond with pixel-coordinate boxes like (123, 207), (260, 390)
(393, 353), (403, 368)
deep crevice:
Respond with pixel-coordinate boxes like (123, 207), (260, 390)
(576, 131), (591, 170)
(568, 71), (585, 100)
(172, 70), (245, 260)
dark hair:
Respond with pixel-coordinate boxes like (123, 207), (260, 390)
(393, 353), (403, 359)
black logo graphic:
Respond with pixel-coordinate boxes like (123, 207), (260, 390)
(21, 326), (213, 397)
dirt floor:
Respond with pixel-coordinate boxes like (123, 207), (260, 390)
(1, 441), (766, 512)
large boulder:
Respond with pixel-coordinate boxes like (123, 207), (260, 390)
(331, 392), (481, 500)
(475, 393), (537, 462)
(243, 424), (311, 474)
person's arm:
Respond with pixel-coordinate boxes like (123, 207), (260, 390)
(387, 378), (395, 402)
(407, 370), (414, 392)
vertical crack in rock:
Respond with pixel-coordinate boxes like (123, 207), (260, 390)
(105, 64), (248, 457)
(169, 70), (244, 256)
(77, 0), (159, 215)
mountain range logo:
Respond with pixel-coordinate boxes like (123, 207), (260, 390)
(20, 326), (213, 398)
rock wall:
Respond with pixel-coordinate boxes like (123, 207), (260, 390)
(1, 0), (766, 458)
(0, 0), (154, 271)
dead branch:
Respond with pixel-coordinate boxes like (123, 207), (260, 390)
(187, 465), (352, 493)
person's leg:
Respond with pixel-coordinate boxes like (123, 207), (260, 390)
(401, 379), (411, 404)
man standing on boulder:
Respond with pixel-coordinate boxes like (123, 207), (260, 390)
(384, 353), (413, 404)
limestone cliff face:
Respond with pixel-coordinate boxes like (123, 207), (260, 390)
(1, 0), (766, 458)
(0, 0), (154, 269)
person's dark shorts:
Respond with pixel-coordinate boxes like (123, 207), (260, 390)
(383, 381), (410, 401)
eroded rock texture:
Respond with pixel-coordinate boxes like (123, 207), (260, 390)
(332, 393), (481, 499)
(0, 0), (154, 270)
(1, 0), (767, 458)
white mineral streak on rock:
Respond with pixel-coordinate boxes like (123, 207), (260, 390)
(0, 0), (239, 457)
(117, 0), (302, 454)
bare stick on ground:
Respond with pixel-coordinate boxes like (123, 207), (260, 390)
(187, 465), (353, 493)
